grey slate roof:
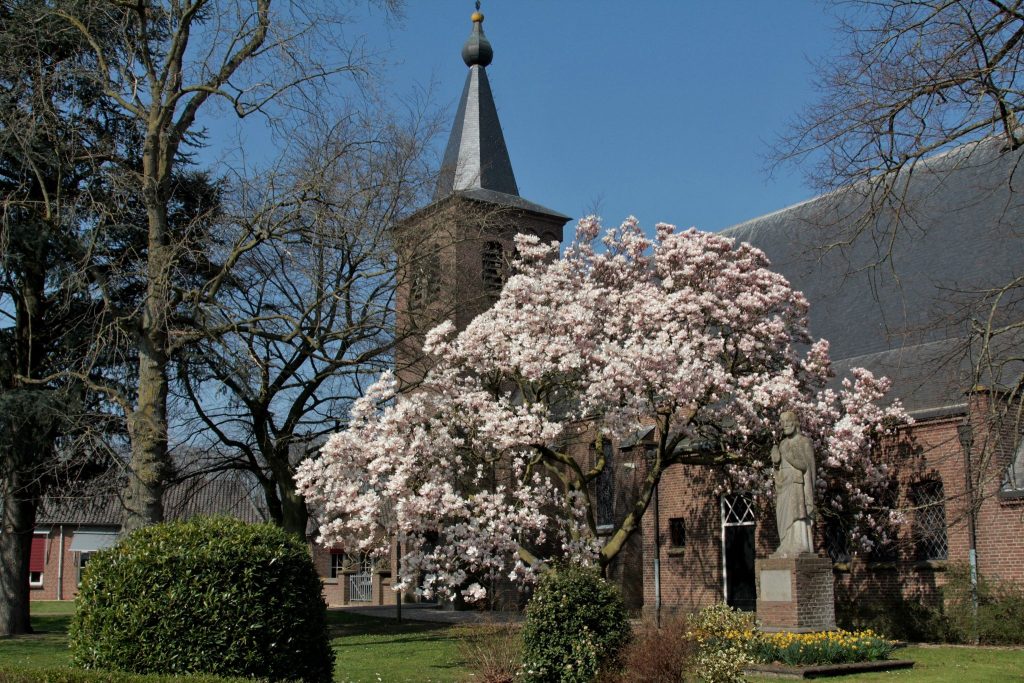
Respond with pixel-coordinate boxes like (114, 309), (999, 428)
(37, 476), (266, 527)
(720, 138), (1024, 416)
(457, 188), (570, 221)
(831, 339), (973, 417)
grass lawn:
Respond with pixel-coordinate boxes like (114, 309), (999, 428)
(3, 602), (1023, 682)
(0, 603), (473, 682)
(746, 645), (1024, 682)
(0, 601), (74, 669)
(326, 611), (469, 682)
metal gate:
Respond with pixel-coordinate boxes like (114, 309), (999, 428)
(349, 555), (373, 602)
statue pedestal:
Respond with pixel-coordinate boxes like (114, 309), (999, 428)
(755, 555), (835, 632)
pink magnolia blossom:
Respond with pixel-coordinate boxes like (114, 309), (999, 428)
(296, 217), (908, 602)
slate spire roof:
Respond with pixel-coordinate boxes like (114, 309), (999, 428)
(434, 10), (519, 200)
(427, 9), (568, 223)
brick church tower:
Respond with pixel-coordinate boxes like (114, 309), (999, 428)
(395, 9), (570, 383)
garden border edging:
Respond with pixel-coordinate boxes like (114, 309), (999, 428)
(745, 659), (915, 679)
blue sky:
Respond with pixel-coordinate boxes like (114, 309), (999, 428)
(208, 2), (844, 235)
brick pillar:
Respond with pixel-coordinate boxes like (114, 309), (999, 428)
(341, 572), (351, 604)
(756, 555), (836, 632)
(378, 573), (395, 605)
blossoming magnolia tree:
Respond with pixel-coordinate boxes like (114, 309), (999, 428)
(296, 217), (908, 602)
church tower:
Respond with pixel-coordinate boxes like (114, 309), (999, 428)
(395, 9), (570, 375)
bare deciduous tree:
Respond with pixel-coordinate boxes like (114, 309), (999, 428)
(774, 0), (1024, 518)
(55, 0), (399, 532)
(174, 104), (442, 538)
(779, 1), (1024, 188)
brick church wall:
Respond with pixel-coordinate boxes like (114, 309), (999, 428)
(640, 392), (1024, 619)
(639, 463), (777, 616)
(963, 391), (1024, 586)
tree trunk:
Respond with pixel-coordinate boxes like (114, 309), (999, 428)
(123, 199), (172, 533)
(0, 472), (37, 636)
(269, 448), (308, 539)
(279, 480), (309, 540)
(258, 476), (284, 527)
(257, 433), (309, 539)
(0, 224), (47, 633)
(124, 343), (168, 532)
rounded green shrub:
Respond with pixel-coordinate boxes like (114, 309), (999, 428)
(521, 565), (629, 683)
(69, 517), (334, 682)
(689, 603), (754, 683)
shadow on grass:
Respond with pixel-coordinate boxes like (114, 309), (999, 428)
(328, 613), (474, 682)
(326, 612), (456, 640)
(27, 603), (76, 617)
(29, 616), (72, 636)
(329, 623), (459, 649)
(332, 633), (458, 649)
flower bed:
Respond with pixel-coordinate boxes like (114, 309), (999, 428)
(683, 606), (902, 679)
(741, 628), (897, 666)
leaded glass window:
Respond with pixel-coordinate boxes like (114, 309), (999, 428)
(912, 480), (948, 561)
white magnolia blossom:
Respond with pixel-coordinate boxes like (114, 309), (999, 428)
(296, 217), (908, 601)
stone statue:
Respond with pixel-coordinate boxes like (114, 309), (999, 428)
(771, 411), (816, 557)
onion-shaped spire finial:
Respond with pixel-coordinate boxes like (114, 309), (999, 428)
(461, 3), (493, 67)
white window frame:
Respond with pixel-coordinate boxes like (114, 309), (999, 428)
(77, 551), (93, 587)
(1004, 437), (1024, 491)
(29, 570), (44, 588)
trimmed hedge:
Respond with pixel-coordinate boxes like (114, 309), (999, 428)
(521, 565), (629, 683)
(0, 666), (252, 683)
(70, 517), (334, 682)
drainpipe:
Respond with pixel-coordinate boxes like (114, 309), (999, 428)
(653, 480), (662, 629)
(957, 422), (979, 643)
(395, 538), (402, 624)
(57, 525), (64, 601)
(646, 447), (662, 629)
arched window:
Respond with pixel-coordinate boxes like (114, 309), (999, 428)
(410, 253), (440, 309)
(721, 493), (756, 611)
(482, 241), (505, 296)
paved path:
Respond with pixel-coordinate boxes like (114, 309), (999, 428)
(331, 603), (523, 625)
